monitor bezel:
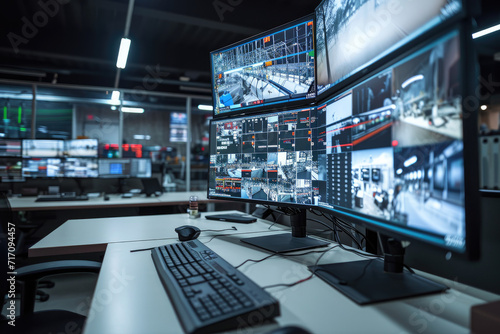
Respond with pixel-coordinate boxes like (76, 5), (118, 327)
(314, 0), (468, 102)
(210, 13), (316, 119)
(207, 22), (479, 259)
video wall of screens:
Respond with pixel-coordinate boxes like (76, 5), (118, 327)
(98, 159), (131, 178)
(211, 15), (316, 117)
(209, 30), (467, 252)
(315, 0), (463, 96)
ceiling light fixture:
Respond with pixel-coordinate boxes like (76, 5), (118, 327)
(481, 105), (488, 111)
(116, 38), (131, 69)
(179, 76), (191, 82)
(198, 104), (213, 111)
(111, 90), (121, 105)
(121, 107), (144, 113)
(472, 23), (500, 39)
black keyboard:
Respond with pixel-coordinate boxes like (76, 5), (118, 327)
(35, 194), (89, 202)
(151, 239), (280, 334)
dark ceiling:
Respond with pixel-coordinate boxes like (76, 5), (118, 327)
(0, 0), (499, 105)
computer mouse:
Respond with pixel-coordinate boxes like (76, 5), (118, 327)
(264, 326), (312, 334)
(175, 225), (201, 241)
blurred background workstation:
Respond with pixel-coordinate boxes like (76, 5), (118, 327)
(1, 1), (500, 333)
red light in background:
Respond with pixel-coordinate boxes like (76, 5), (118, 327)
(392, 140), (399, 147)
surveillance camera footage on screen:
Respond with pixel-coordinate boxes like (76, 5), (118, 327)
(209, 29), (466, 251)
(211, 16), (316, 116)
(315, 0), (462, 95)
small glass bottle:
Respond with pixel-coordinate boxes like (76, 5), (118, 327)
(189, 195), (200, 218)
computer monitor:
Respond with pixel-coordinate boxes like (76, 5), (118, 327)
(209, 26), (479, 303)
(208, 105), (330, 252)
(211, 14), (316, 117)
(0, 140), (22, 157)
(98, 158), (131, 178)
(22, 139), (65, 158)
(65, 139), (99, 157)
(315, 0), (464, 97)
(0, 157), (23, 181)
(130, 158), (152, 178)
(63, 158), (99, 178)
(22, 158), (64, 178)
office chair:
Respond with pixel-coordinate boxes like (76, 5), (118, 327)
(0, 193), (102, 334)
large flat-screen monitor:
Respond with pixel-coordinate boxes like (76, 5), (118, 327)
(98, 158), (131, 178)
(211, 14), (316, 117)
(208, 27), (478, 303)
(0, 140), (22, 157)
(0, 157), (23, 181)
(65, 139), (99, 157)
(63, 158), (99, 178)
(22, 158), (64, 178)
(22, 139), (65, 158)
(315, 0), (463, 97)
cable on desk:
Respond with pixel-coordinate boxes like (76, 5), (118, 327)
(262, 245), (336, 290)
(235, 253), (277, 269)
(201, 227), (237, 232)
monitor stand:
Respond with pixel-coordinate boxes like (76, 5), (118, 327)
(240, 208), (329, 253)
(309, 237), (448, 305)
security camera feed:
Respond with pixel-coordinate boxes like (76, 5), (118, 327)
(65, 139), (99, 157)
(64, 158), (99, 178)
(209, 30), (467, 252)
(316, 0), (462, 95)
(211, 16), (316, 116)
(98, 159), (131, 178)
(22, 158), (64, 178)
(0, 158), (23, 181)
(0, 140), (22, 157)
(22, 139), (64, 158)
(209, 107), (317, 204)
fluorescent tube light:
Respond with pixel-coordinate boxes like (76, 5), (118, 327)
(121, 107), (144, 113)
(473, 24), (500, 39)
(116, 38), (131, 69)
(198, 104), (214, 111)
(111, 90), (120, 105)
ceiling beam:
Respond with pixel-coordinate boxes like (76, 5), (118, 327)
(98, 0), (260, 36)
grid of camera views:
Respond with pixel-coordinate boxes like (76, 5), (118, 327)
(210, 30), (465, 247)
(211, 18), (316, 115)
(315, 0), (462, 95)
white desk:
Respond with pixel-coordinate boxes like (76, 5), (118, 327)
(9, 191), (213, 212)
(30, 211), (500, 334)
(29, 210), (285, 257)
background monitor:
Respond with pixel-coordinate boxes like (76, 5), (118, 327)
(170, 112), (188, 142)
(22, 139), (64, 158)
(64, 158), (99, 178)
(315, 0), (463, 96)
(211, 14), (316, 117)
(130, 158), (152, 178)
(0, 157), (23, 181)
(22, 158), (64, 178)
(98, 158), (131, 178)
(0, 139), (22, 157)
(65, 139), (99, 157)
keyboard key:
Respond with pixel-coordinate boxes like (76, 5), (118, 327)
(187, 276), (205, 285)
